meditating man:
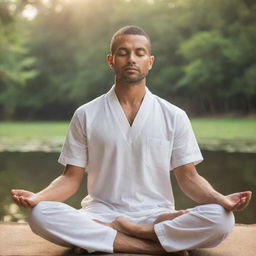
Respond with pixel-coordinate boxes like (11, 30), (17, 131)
(11, 26), (252, 255)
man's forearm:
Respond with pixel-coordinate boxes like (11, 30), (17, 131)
(174, 163), (252, 211)
(180, 174), (225, 204)
(11, 165), (84, 208)
(35, 174), (80, 203)
(174, 164), (227, 206)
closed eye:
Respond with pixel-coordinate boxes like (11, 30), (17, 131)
(117, 49), (128, 56)
(136, 49), (146, 56)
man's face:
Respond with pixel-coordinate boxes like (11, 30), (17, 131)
(108, 34), (154, 84)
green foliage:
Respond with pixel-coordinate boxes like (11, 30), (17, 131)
(0, 1), (38, 119)
(0, 0), (256, 119)
(178, 31), (234, 101)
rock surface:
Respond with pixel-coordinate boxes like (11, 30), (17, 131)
(0, 222), (255, 256)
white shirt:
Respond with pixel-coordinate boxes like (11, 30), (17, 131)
(58, 86), (203, 217)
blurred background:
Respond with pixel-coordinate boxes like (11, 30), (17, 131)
(1, 0), (256, 119)
(0, 0), (255, 224)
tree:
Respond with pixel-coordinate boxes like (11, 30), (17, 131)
(0, 0), (38, 119)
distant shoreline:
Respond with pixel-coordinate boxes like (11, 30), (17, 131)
(0, 119), (255, 153)
(0, 139), (255, 153)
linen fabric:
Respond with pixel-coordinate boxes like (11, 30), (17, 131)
(58, 86), (203, 217)
(29, 201), (234, 253)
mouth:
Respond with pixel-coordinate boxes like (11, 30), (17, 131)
(124, 66), (139, 72)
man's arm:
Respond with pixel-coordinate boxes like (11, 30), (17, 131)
(11, 164), (85, 208)
(173, 163), (252, 211)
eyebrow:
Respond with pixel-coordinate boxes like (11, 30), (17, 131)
(136, 47), (147, 52)
(117, 47), (128, 51)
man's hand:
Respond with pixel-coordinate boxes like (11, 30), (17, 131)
(10, 165), (84, 208)
(11, 189), (40, 208)
(222, 191), (252, 211)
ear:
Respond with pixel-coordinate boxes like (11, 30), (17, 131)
(107, 54), (113, 69)
(148, 55), (154, 70)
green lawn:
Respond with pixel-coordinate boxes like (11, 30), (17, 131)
(0, 121), (68, 152)
(0, 121), (68, 139)
(0, 119), (255, 152)
(191, 118), (256, 140)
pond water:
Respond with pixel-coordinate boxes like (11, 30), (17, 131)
(0, 151), (255, 224)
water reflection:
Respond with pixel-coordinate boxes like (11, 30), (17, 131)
(0, 151), (255, 224)
(3, 203), (26, 222)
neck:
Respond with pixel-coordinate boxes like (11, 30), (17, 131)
(114, 82), (146, 105)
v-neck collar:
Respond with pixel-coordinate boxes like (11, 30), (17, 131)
(106, 85), (154, 143)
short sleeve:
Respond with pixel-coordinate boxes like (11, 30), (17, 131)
(170, 110), (203, 170)
(58, 109), (88, 169)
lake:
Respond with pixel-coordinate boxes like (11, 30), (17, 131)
(0, 151), (255, 224)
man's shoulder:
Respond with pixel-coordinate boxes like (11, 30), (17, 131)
(152, 94), (192, 131)
(75, 93), (106, 115)
(152, 93), (186, 117)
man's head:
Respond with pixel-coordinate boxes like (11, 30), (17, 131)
(110, 26), (152, 55)
(108, 26), (154, 85)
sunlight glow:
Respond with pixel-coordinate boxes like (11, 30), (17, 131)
(22, 4), (38, 20)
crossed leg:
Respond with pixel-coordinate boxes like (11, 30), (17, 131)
(76, 205), (234, 254)
(75, 210), (188, 255)
(29, 202), (234, 254)
(74, 231), (166, 254)
(94, 210), (188, 241)
(29, 201), (186, 254)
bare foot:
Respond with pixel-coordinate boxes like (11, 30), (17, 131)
(153, 210), (189, 224)
(112, 216), (139, 234)
(93, 216), (134, 235)
(93, 211), (189, 242)
(110, 212), (189, 239)
(95, 216), (157, 241)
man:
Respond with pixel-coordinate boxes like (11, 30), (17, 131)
(11, 26), (252, 255)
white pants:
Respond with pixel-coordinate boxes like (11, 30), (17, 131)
(28, 201), (235, 253)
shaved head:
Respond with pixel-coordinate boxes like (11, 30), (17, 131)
(110, 26), (151, 55)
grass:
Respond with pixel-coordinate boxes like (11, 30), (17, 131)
(191, 118), (256, 140)
(0, 118), (255, 152)
(0, 121), (68, 152)
(0, 121), (68, 139)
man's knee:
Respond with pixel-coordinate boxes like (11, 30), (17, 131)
(205, 204), (235, 243)
(28, 201), (72, 247)
(28, 201), (55, 233)
(214, 204), (234, 235)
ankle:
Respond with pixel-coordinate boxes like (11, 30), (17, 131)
(137, 224), (158, 241)
(139, 223), (152, 234)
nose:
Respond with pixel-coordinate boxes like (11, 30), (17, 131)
(127, 52), (136, 64)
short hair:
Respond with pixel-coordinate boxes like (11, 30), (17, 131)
(110, 25), (151, 55)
